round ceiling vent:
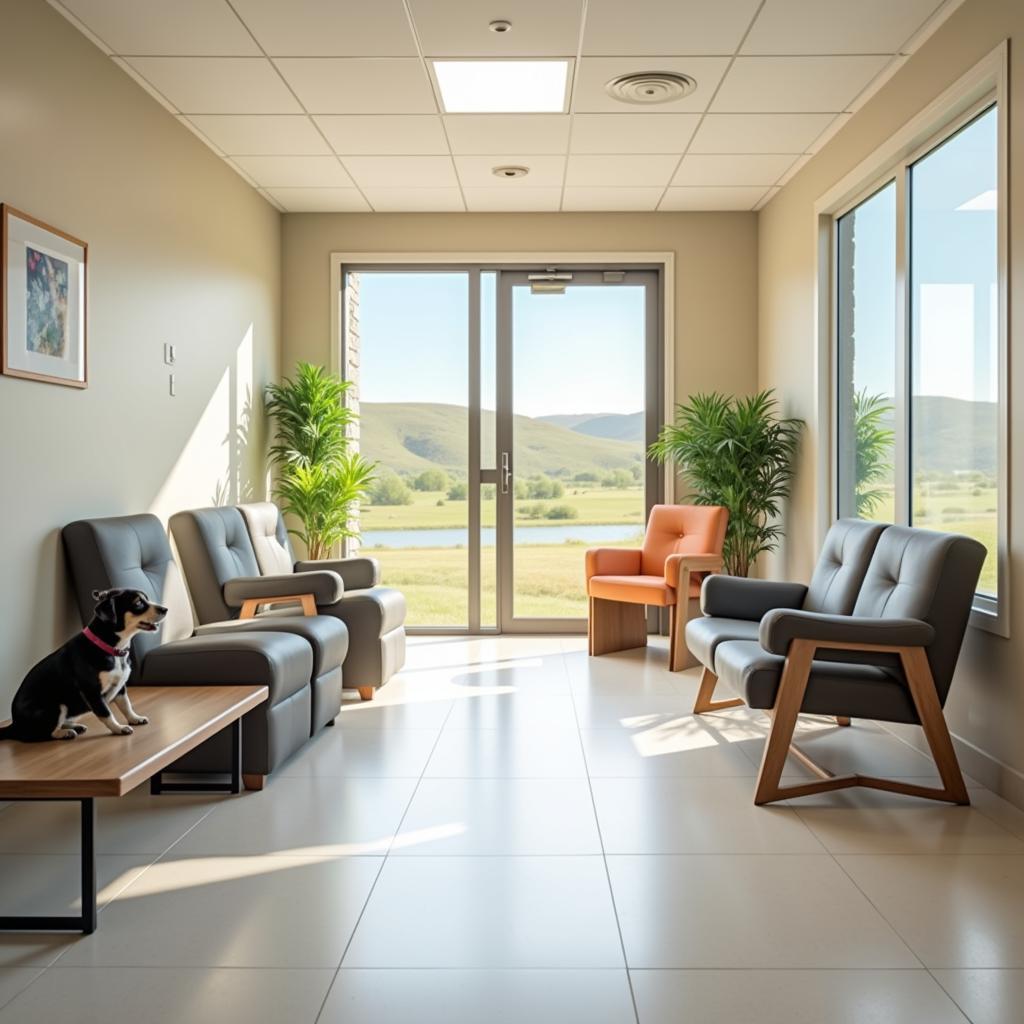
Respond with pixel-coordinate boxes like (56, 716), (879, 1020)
(488, 19), (512, 33)
(492, 165), (529, 179)
(604, 71), (697, 105)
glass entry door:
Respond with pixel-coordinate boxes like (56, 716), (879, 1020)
(494, 269), (660, 633)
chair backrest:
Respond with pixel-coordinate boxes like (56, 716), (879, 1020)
(62, 514), (194, 660)
(237, 502), (295, 576)
(640, 504), (728, 578)
(169, 506), (263, 624)
(853, 525), (986, 702)
(804, 518), (888, 615)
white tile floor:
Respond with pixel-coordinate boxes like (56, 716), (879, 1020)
(0, 635), (1022, 1022)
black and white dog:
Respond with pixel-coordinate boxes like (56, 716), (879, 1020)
(0, 589), (167, 742)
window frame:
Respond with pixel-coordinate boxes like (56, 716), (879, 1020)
(820, 45), (1009, 637)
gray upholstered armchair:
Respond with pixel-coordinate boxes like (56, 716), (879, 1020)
(687, 521), (985, 806)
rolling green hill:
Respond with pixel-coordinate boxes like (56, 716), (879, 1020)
(539, 411), (644, 442)
(360, 402), (642, 478)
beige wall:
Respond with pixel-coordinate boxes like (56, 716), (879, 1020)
(0, 0), (281, 715)
(281, 212), (759, 416)
(759, 0), (1024, 799)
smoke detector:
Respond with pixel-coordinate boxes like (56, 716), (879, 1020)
(492, 165), (529, 179)
(489, 19), (512, 33)
(605, 71), (697, 105)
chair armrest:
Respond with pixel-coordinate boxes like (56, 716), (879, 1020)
(700, 576), (808, 619)
(223, 571), (343, 608)
(664, 553), (723, 590)
(759, 609), (936, 656)
(294, 557), (380, 591)
(585, 548), (642, 580)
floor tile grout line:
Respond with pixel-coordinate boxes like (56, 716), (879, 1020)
(567, 652), (642, 1024)
(312, 690), (458, 1024)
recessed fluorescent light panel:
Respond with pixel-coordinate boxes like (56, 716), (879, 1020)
(433, 60), (570, 113)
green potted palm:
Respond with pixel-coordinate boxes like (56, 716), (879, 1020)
(649, 390), (802, 577)
(265, 362), (376, 560)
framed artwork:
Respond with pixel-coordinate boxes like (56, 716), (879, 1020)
(1, 204), (88, 388)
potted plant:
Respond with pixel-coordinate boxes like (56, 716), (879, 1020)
(265, 362), (376, 560)
(648, 390), (802, 577)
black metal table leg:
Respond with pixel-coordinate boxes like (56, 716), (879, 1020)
(149, 716), (244, 795)
(0, 797), (96, 934)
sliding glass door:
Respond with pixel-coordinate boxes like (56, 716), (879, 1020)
(343, 265), (661, 633)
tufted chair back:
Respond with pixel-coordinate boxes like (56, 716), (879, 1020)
(853, 525), (986, 702)
(62, 514), (195, 660)
(804, 519), (887, 615)
(237, 502), (295, 576)
(169, 506), (263, 624)
(640, 504), (729, 578)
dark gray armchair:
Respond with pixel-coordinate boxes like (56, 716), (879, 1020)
(236, 502), (407, 700)
(687, 521), (985, 806)
(62, 514), (346, 789)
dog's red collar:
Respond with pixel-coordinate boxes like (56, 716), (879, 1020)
(82, 627), (129, 658)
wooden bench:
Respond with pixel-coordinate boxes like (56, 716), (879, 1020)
(0, 684), (268, 935)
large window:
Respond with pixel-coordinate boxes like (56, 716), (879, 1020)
(834, 101), (1004, 624)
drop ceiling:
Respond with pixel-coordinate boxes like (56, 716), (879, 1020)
(49, 0), (964, 213)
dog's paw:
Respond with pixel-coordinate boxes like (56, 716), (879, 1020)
(69, 723), (87, 734)
(117, 725), (134, 735)
(128, 715), (149, 726)
(55, 729), (78, 740)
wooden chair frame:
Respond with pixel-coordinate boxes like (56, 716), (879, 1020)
(694, 638), (969, 806)
(238, 593), (317, 619)
(588, 554), (723, 672)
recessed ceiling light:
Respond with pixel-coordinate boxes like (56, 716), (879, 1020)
(493, 165), (529, 179)
(489, 19), (512, 34)
(433, 60), (569, 114)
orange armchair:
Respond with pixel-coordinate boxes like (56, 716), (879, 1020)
(586, 504), (729, 671)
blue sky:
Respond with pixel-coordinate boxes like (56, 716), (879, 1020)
(357, 272), (646, 418)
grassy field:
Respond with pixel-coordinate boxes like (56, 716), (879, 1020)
(371, 537), (644, 627)
(360, 486), (645, 532)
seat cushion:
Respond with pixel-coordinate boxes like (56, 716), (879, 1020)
(714, 640), (919, 724)
(194, 614), (349, 681)
(588, 574), (689, 605)
(321, 587), (407, 638)
(685, 616), (760, 669)
(139, 631), (312, 706)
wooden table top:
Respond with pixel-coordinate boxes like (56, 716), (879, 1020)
(0, 686), (268, 799)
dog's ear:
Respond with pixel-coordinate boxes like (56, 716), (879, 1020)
(93, 590), (121, 621)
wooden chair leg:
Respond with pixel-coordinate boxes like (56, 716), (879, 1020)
(836, 716), (851, 727)
(357, 686), (375, 702)
(588, 597), (647, 656)
(242, 773), (265, 791)
(754, 639), (815, 805)
(692, 667), (745, 714)
(900, 647), (969, 804)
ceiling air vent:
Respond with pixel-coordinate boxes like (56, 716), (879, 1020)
(604, 71), (696, 105)
(492, 165), (530, 179)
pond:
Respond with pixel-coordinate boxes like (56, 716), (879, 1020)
(361, 523), (644, 549)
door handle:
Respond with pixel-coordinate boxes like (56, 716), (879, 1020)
(501, 451), (512, 494)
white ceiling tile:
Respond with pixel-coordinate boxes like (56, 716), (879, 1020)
(232, 155), (352, 187)
(566, 154), (679, 188)
(187, 115), (330, 154)
(711, 56), (891, 113)
(113, 57), (179, 112)
(266, 187), (370, 211)
(363, 188), (466, 211)
(774, 153), (813, 188)
(274, 58), (437, 114)
(230, 0), (416, 56)
(409, 0), (583, 57)
(660, 186), (766, 210)
(690, 113), (835, 153)
(124, 57), (302, 113)
(445, 115), (570, 155)
(342, 156), (457, 189)
(463, 188), (563, 212)
(755, 186), (781, 210)
(57, 0), (259, 55)
(583, 0), (762, 56)
(742, 0), (944, 55)
(805, 112), (853, 153)
(574, 57), (730, 114)
(561, 188), (663, 211)
(314, 116), (448, 155)
(672, 153), (797, 187)
(454, 155), (565, 188)
(570, 114), (700, 154)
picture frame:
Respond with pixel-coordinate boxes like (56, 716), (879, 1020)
(1, 204), (88, 388)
